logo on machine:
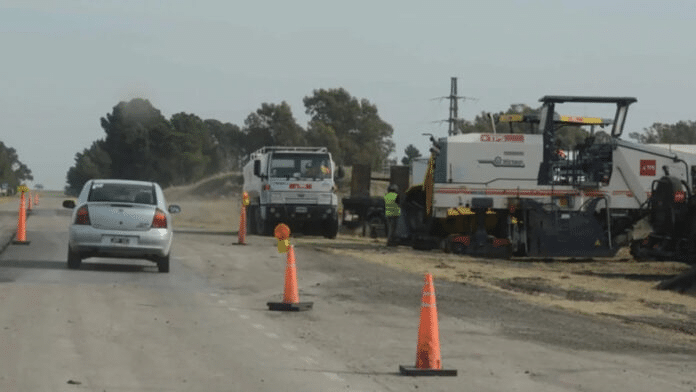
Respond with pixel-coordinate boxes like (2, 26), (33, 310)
(480, 134), (525, 142)
(640, 160), (656, 176)
(289, 183), (312, 189)
(478, 156), (525, 168)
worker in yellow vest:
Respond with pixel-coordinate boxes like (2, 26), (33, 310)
(384, 184), (401, 246)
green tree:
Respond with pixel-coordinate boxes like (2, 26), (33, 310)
(65, 140), (111, 195)
(628, 121), (696, 144)
(0, 142), (32, 193)
(100, 98), (172, 183)
(303, 88), (394, 167)
(401, 144), (422, 165)
(204, 119), (245, 171)
(242, 102), (306, 154)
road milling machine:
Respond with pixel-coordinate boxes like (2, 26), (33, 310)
(398, 96), (696, 263)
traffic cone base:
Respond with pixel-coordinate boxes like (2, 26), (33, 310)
(399, 273), (457, 377)
(266, 301), (313, 311)
(399, 365), (457, 377)
(267, 245), (313, 311)
(11, 240), (31, 245)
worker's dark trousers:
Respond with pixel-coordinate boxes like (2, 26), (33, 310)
(386, 216), (399, 246)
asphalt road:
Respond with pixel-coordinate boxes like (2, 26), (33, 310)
(1, 194), (696, 391)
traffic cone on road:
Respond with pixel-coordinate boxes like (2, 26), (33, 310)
(399, 273), (456, 376)
(34, 193), (39, 206)
(27, 191), (32, 212)
(267, 244), (313, 311)
(12, 192), (30, 245)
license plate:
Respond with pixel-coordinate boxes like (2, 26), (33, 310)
(295, 206), (307, 213)
(106, 236), (133, 245)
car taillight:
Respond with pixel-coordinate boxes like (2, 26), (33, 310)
(75, 205), (90, 225)
(151, 208), (167, 228)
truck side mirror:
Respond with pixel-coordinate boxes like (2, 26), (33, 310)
(253, 160), (261, 177)
(335, 166), (345, 180)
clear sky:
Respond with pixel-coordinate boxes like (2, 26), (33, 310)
(2, 0), (695, 190)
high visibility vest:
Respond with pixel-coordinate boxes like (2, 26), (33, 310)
(384, 192), (401, 217)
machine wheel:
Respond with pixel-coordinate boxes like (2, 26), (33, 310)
(67, 248), (82, 269)
(157, 254), (170, 273)
(366, 216), (386, 238)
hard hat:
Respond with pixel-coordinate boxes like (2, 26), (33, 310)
(388, 184), (399, 193)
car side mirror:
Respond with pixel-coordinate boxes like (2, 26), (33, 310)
(168, 205), (181, 214)
(63, 200), (75, 209)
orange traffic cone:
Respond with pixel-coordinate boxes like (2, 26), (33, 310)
(27, 192), (32, 212)
(267, 245), (313, 311)
(12, 192), (30, 245)
(34, 193), (39, 206)
(399, 273), (456, 376)
(237, 204), (247, 245)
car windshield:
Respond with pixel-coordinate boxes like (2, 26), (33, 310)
(269, 153), (331, 179)
(88, 183), (156, 205)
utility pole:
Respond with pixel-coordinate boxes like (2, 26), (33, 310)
(437, 77), (476, 136)
(448, 77), (459, 136)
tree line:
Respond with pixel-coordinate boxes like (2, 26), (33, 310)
(66, 88), (696, 194)
(0, 141), (33, 195)
(65, 88), (394, 194)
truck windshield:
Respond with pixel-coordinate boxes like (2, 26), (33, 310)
(269, 153), (332, 179)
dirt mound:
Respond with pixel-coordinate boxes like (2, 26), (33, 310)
(164, 172), (243, 201)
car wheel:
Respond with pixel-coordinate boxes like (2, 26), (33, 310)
(67, 248), (82, 269)
(157, 254), (170, 273)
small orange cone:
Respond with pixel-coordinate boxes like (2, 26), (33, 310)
(267, 244), (313, 311)
(237, 204), (247, 244)
(27, 191), (32, 212)
(34, 193), (39, 206)
(399, 273), (456, 376)
(12, 192), (30, 245)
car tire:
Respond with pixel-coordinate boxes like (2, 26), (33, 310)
(67, 248), (82, 269)
(157, 254), (170, 273)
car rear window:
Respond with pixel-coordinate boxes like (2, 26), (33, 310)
(88, 183), (157, 205)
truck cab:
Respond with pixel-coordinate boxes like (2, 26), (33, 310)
(242, 146), (340, 238)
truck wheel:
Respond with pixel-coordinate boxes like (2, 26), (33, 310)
(247, 206), (257, 235)
(255, 208), (269, 236)
(323, 218), (339, 239)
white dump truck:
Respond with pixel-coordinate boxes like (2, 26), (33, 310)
(242, 146), (340, 238)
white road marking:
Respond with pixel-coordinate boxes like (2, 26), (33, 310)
(217, 299), (227, 305)
(209, 293), (219, 297)
(265, 332), (279, 339)
(281, 343), (297, 351)
(239, 314), (250, 320)
(227, 307), (238, 312)
(252, 323), (264, 330)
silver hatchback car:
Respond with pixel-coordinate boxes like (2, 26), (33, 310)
(63, 179), (181, 272)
